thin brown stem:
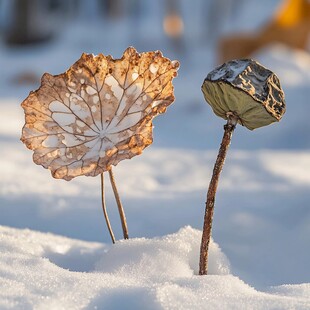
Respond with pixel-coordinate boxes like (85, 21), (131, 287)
(100, 173), (116, 244)
(199, 115), (238, 275)
(108, 168), (129, 239)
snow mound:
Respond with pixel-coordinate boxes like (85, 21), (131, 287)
(1, 225), (310, 309)
(94, 226), (230, 279)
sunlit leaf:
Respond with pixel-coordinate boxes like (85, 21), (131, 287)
(21, 47), (179, 180)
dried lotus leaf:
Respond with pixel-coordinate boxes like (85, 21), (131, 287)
(21, 47), (179, 181)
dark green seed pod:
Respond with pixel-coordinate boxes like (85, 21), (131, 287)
(201, 59), (286, 130)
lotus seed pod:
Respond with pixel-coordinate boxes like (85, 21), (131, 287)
(201, 59), (286, 130)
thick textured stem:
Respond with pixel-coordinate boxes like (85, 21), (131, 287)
(108, 168), (129, 240)
(199, 116), (237, 275)
(100, 173), (116, 244)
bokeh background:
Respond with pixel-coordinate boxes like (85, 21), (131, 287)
(1, 0), (309, 149)
(0, 0), (309, 288)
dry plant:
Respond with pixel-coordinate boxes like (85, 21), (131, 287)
(200, 59), (286, 275)
(21, 47), (179, 243)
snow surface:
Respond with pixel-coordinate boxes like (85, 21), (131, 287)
(1, 225), (310, 310)
(1, 0), (310, 308)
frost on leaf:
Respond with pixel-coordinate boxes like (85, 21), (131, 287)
(21, 47), (179, 181)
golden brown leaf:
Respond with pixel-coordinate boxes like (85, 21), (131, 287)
(21, 47), (179, 180)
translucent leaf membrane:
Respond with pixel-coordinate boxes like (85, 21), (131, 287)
(21, 47), (179, 180)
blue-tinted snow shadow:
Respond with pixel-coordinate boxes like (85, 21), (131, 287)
(87, 287), (160, 310)
(44, 244), (107, 273)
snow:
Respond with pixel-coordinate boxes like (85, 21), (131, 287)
(1, 0), (310, 308)
(1, 225), (309, 310)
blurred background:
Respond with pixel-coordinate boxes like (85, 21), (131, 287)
(0, 0), (310, 288)
(0, 0), (309, 149)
